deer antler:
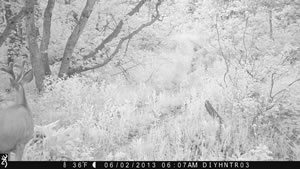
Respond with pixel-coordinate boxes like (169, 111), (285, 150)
(0, 61), (28, 82)
(14, 61), (26, 82)
(0, 62), (16, 80)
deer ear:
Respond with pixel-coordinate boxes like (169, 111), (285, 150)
(22, 69), (34, 84)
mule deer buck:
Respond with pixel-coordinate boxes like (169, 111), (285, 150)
(0, 62), (34, 160)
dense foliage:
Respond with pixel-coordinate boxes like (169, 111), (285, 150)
(0, 0), (299, 161)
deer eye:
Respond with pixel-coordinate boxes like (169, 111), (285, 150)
(5, 88), (11, 93)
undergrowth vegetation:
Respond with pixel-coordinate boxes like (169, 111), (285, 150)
(20, 70), (298, 161)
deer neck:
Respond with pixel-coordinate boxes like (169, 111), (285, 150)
(16, 85), (29, 108)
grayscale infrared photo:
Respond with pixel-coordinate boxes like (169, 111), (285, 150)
(0, 0), (300, 165)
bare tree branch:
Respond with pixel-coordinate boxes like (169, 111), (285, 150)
(216, 14), (229, 86)
(205, 100), (224, 125)
(83, 0), (149, 60)
(242, 17), (249, 60)
(268, 8), (273, 40)
(204, 100), (224, 143)
(269, 72), (276, 101)
(123, 37), (132, 58)
(112, 61), (142, 77)
(69, 0), (163, 75)
(271, 77), (300, 100)
(288, 78), (300, 87)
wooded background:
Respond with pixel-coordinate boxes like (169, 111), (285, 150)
(0, 0), (299, 161)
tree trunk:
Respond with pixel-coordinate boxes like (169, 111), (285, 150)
(40, 0), (55, 76)
(0, 7), (26, 47)
(58, 0), (97, 77)
(25, 0), (45, 92)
